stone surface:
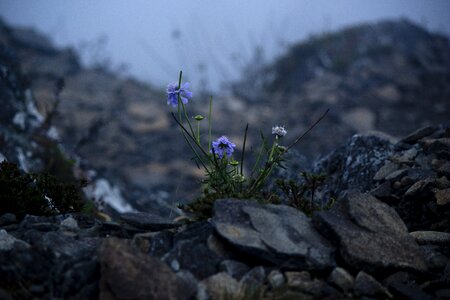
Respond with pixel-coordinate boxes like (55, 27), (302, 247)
(313, 192), (427, 273)
(0, 229), (29, 251)
(410, 231), (450, 246)
(60, 216), (79, 231)
(373, 161), (399, 181)
(98, 238), (189, 300)
(354, 271), (392, 298)
(213, 199), (335, 270)
(400, 126), (437, 144)
(198, 272), (242, 300)
(435, 188), (450, 205)
(0, 213), (17, 226)
(268, 270), (285, 288)
(327, 267), (355, 293)
(120, 211), (178, 231)
(161, 222), (222, 279)
(219, 260), (250, 280)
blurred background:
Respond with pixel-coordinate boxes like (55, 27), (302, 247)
(0, 0), (449, 215)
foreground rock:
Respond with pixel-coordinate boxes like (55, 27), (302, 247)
(313, 192), (427, 274)
(212, 199), (335, 270)
(98, 238), (190, 300)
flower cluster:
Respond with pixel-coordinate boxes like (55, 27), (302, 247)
(166, 71), (328, 220)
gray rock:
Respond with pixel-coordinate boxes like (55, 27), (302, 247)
(60, 216), (79, 231)
(285, 271), (338, 297)
(435, 188), (450, 205)
(120, 211), (178, 231)
(313, 192), (427, 273)
(420, 245), (449, 270)
(267, 270), (285, 288)
(354, 271), (392, 298)
(400, 126), (437, 144)
(212, 199), (335, 270)
(327, 267), (354, 293)
(197, 272), (242, 300)
(98, 238), (189, 300)
(404, 179), (433, 197)
(384, 272), (433, 300)
(162, 222), (221, 279)
(219, 260), (250, 280)
(0, 229), (30, 251)
(314, 134), (394, 201)
(0, 213), (17, 226)
(373, 161), (399, 181)
(240, 266), (266, 287)
(410, 231), (450, 246)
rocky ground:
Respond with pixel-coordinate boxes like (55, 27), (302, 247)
(1, 125), (449, 299)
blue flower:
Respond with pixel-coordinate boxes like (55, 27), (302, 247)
(167, 82), (193, 107)
(211, 136), (236, 159)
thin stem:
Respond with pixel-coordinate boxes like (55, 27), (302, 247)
(208, 96), (213, 152)
(196, 120), (201, 143)
(240, 123), (248, 176)
(285, 109), (329, 152)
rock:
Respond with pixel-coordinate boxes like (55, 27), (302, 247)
(212, 199), (335, 270)
(370, 181), (392, 199)
(119, 211), (178, 231)
(60, 216), (79, 231)
(400, 126), (437, 144)
(384, 272), (433, 300)
(198, 272), (242, 300)
(161, 222), (222, 279)
(435, 188), (450, 205)
(404, 179), (433, 197)
(148, 230), (174, 257)
(327, 267), (355, 293)
(420, 245), (449, 270)
(313, 192), (427, 273)
(240, 266), (266, 287)
(0, 213), (17, 227)
(285, 271), (338, 297)
(219, 260), (250, 280)
(176, 270), (198, 298)
(268, 270), (285, 288)
(410, 231), (450, 246)
(354, 271), (392, 298)
(385, 169), (408, 181)
(314, 134), (394, 201)
(98, 238), (189, 300)
(131, 232), (157, 253)
(373, 161), (399, 181)
(0, 229), (30, 251)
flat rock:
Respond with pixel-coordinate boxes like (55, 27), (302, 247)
(400, 126), (437, 144)
(354, 271), (392, 298)
(410, 231), (450, 246)
(373, 162), (399, 181)
(0, 229), (29, 251)
(212, 199), (335, 270)
(120, 211), (177, 231)
(435, 188), (450, 205)
(98, 238), (189, 300)
(313, 192), (427, 273)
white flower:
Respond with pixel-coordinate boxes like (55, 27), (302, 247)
(272, 125), (287, 137)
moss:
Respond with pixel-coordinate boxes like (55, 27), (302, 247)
(0, 161), (85, 218)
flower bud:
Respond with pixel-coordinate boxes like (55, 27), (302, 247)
(194, 115), (205, 121)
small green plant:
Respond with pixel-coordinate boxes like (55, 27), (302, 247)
(167, 71), (328, 219)
(0, 161), (86, 218)
(276, 172), (334, 216)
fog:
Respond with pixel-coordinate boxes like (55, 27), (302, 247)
(1, 0), (449, 91)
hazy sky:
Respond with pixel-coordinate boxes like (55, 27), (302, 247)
(0, 0), (449, 90)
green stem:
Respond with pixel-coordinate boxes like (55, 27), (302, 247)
(208, 96), (213, 152)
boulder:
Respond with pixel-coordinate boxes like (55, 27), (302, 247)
(212, 199), (335, 270)
(313, 192), (427, 273)
(98, 238), (190, 300)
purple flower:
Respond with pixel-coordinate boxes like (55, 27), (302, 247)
(167, 82), (193, 107)
(211, 136), (236, 159)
